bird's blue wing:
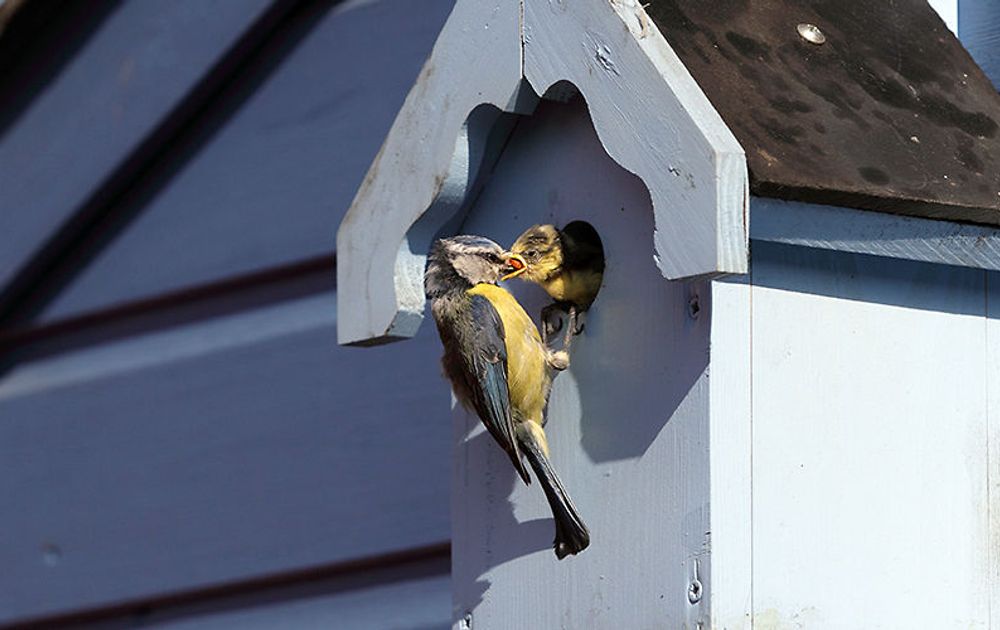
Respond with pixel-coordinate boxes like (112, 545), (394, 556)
(466, 294), (530, 484)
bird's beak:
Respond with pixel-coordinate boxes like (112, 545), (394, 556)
(501, 253), (527, 281)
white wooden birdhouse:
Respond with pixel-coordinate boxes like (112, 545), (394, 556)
(338, 0), (1000, 627)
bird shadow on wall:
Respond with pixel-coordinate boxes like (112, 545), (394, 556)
(447, 97), (712, 619)
(457, 95), (711, 466)
(452, 427), (554, 623)
(566, 267), (709, 465)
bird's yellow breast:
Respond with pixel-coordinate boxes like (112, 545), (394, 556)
(467, 284), (549, 424)
(541, 270), (602, 307)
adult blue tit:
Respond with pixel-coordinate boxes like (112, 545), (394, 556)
(425, 235), (590, 559)
(508, 221), (605, 347)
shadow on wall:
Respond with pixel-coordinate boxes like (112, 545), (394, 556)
(447, 95), (711, 624)
(452, 428), (554, 620)
(458, 95), (710, 465)
(752, 240), (987, 317)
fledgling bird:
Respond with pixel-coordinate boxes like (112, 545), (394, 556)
(507, 221), (605, 348)
(425, 235), (590, 559)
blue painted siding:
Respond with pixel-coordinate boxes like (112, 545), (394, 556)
(0, 0), (287, 306)
(0, 0), (456, 626)
(38, 0), (453, 323)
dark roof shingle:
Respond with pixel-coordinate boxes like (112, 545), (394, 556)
(648, 0), (1000, 224)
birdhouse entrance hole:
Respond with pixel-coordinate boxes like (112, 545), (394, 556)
(400, 93), (638, 343)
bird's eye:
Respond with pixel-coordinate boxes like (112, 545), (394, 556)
(525, 249), (538, 260)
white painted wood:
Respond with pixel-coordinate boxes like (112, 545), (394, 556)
(750, 242), (990, 628)
(928, 1), (1000, 90)
(751, 196), (1000, 272)
(451, 96), (714, 629)
(522, 0), (748, 281)
(336, 0), (525, 345)
(988, 271), (1000, 626)
(960, 0), (1000, 88)
(0, 292), (451, 623)
(708, 275), (752, 630)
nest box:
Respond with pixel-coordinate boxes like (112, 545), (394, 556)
(338, 1), (1000, 627)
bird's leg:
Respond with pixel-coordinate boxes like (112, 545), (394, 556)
(561, 304), (579, 353)
(571, 309), (586, 336)
(540, 303), (564, 346)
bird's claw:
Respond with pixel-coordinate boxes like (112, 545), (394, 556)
(541, 302), (588, 356)
(548, 350), (570, 371)
(540, 304), (564, 345)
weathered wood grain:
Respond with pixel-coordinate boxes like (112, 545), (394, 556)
(0, 292), (452, 624)
(34, 0), (455, 324)
(750, 242), (990, 628)
(751, 197), (1000, 272)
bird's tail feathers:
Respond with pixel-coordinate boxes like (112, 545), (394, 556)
(517, 424), (590, 559)
(507, 444), (531, 485)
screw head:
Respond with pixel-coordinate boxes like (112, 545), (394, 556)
(796, 23), (826, 45)
(688, 579), (703, 604)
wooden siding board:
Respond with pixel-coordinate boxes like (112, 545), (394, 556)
(750, 242), (990, 627)
(960, 0), (1000, 90)
(57, 555), (452, 630)
(149, 570), (450, 630)
(750, 197), (1000, 273)
(988, 270), (1000, 626)
(0, 0), (284, 302)
(34, 0), (454, 325)
(0, 292), (451, 624)
(708, 275), (753, 630)
(646, 0), (1000, 224)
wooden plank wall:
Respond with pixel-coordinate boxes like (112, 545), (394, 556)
(0, 0), (456, 627)
(750, 242), (993, 628)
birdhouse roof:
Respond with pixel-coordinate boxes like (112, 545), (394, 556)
(646, 0), (1000, 225)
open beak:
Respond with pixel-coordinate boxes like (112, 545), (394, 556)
(501, 253), (527, 281)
